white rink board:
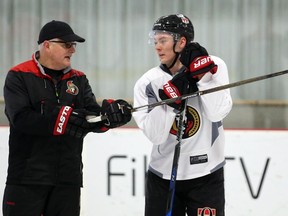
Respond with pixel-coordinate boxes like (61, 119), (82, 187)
(0, 127), (288, 216)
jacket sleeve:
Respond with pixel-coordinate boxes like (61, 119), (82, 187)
(133, 76), (177, 145)
(197, 56), (233, 122)
(82, 77), (109, 133)
(4, 71), (57, 135)
(4, 71), (109, 135)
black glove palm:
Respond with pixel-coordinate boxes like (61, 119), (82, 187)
(180, 42), (209, 68)
(180, 42), (217, 77)
(159, 71), (198, 111)
(53, 106), (100, 139)
(66, 109), (99, 138)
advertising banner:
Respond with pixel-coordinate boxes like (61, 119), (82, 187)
(0, 128), (287, 216)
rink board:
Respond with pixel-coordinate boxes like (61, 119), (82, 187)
(0, 127), (287, 216)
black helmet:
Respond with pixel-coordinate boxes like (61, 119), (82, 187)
(152, 14), (194, 43)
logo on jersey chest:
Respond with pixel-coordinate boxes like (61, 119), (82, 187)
(170, 106), (200, 138)
(66, 80), (79, 95)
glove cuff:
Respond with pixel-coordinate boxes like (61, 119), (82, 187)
(53, 106), (73, 135)
(189, 56), (217, 76)
(163, 81), (182, 104)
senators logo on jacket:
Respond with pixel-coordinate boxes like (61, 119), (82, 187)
(66, 80), (79, 95)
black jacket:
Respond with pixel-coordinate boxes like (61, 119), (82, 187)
(4, 51), (106, 186)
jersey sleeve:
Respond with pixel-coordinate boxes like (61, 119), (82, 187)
(197, 56), (233, 122)
(133, 70), (177, 145)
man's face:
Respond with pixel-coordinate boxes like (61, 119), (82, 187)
(46, 40), (77, 70)
(153, 32), (181, 66)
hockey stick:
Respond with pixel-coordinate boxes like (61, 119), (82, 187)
(165, 99), (188, 216)
(131, 68), (288, 112)
(87, 69), (288, 123)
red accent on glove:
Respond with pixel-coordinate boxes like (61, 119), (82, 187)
(99, 126), (109, 132)
(106, 99), (115, 104)
(53, 106), (73, 135)
(163, 81), (181, 104)
(190, 56), (218, 75)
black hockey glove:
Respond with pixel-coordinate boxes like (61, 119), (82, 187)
(53, 106), (99, 139)
(101, 99), (132, 128)
(159, 71), (198, 111)
(180, 42), (218, 78)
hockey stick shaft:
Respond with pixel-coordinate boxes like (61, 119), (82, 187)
(87, 69), (288, 123)
(165, 99), (188, 216)
(131, 69), (288, 112)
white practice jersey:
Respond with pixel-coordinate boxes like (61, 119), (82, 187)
(133, 55), (233, 180)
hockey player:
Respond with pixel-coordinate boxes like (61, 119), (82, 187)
(2, 20), (132, 216)
(133, 14), (232, 216)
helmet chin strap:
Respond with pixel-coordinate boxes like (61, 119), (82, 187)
(167, 43), (180, 69)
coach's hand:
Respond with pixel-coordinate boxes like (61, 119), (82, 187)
(101, 99), (132, 128)
(53, 106), (99, 139)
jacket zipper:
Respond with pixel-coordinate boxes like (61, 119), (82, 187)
(53, 80), (61, 183)
(40, 100), (45, 115)
(54, 83), (60, 104)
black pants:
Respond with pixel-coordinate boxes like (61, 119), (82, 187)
(2, 184), (80, 216)
(145, 168), (225, 216)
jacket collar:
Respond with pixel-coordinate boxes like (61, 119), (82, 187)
(32, 51), (72, 76)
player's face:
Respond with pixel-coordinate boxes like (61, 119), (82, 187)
(45, 39), (76, 70)
(153, 33), (180, 66)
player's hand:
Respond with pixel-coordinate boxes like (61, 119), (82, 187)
(180, 42), (218, 78)
(158, 72), (198, 110)
(101, 99), (132, 128)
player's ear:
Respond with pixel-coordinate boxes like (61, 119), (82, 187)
(177, 36), (187, 52)
(179, 37), (187, 50)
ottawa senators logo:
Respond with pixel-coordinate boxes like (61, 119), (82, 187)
(176, 14), (189, 24)
(170, 106), (200, 138)
(66, 80), (79, 95)
(197, 207), (216, 216)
